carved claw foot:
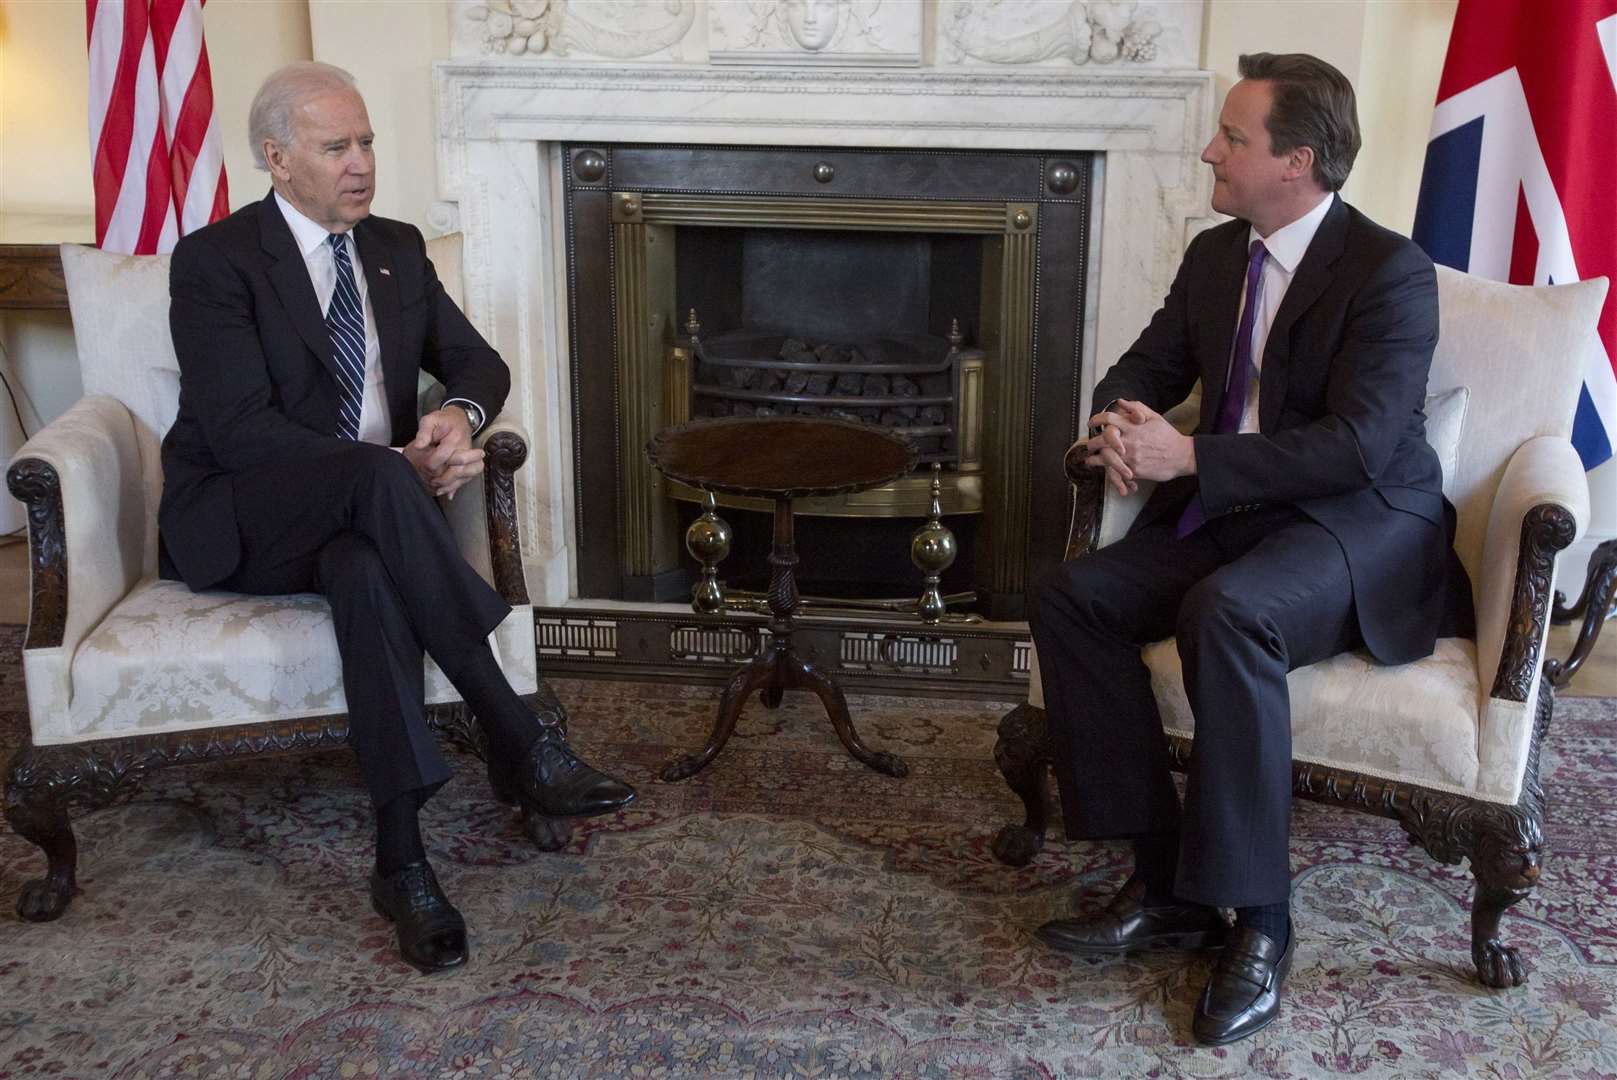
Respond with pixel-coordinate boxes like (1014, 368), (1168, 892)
(991, 824), (1043, 867)
(16, 875), (77, 922)
(1473, 938), (1527, 988)
(7, 748), (88, 923)
(1469, 847), (1539, 987)
(518, 807), (572, 852)
(991, 704), (1053, 864)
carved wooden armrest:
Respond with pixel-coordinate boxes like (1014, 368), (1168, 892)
(1063, 451), (1107, 562)
(1493, 503), (1580, 700)
(479, 422), (530, 606)
(1478, 437), (1589, 702)
(436, 413), (530, 606)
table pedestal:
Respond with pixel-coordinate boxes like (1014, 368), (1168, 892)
(660, 497), (910, 782)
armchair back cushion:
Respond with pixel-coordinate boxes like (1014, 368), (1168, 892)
(1426, 267), (1604, 702)
(59, 245), (177, 577)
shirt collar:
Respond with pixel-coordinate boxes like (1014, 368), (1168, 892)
(1248, 192), (1334, 275)
(274, 190), (349, 259)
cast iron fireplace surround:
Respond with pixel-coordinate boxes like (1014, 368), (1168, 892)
(563, 142), (1094, 628)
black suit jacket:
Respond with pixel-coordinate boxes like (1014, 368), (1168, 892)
(1093, 196), (1471, 664)
(159, 192), (510, 590)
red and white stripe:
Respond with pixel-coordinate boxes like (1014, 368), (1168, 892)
(87, 0), (228, 255)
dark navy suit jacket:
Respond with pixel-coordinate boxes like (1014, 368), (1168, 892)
(1092, 195), (1472, 663)
(159, 191), (509, 590)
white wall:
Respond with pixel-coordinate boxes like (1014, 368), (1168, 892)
(307, 1), (450, 230)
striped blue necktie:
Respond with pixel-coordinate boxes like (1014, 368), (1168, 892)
(325, 232), (367, 440)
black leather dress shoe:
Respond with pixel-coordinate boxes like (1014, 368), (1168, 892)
(1036, 876), (1229, 955)
(489, 725), (637, 819)
(370, 861), (468, 974)
(1192, 920), (1294, 1045)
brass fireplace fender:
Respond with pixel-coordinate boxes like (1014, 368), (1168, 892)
(610, 191), (1040, 599)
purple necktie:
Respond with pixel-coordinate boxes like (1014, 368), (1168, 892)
(1176, 239), (1268, 538)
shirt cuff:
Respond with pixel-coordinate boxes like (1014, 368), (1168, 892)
(442, 398), (485, 436)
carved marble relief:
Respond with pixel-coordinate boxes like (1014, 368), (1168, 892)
(708, 0), (924, 66)
(455, 0), (699, 61)
(450, 0), (1197, 67)
(940, 0), (1196, 68)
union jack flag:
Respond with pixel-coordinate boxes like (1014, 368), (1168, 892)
(1412, 0), (1617, 469)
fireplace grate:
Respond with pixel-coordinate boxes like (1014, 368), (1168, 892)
(691, 328), (978, 464)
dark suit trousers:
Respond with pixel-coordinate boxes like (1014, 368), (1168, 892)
(1030, 504), (1361, 908)
(217, 443), (512, 810)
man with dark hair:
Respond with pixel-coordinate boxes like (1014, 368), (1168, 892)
(1030, 53), (1471, 1043)
(162, 62), (636, 973)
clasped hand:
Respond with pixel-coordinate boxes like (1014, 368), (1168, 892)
(402, 405), (485, 499)
(1077, 399), (1196, 498)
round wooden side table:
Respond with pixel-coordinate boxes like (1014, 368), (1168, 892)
(645, 416), (918, 781)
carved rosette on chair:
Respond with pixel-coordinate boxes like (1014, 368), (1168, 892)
(2, 435), (550, 922)
(990, 267), (1611, 990)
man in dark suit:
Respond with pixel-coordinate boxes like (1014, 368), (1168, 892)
(1029, 53), (1472, 1043)
(160, 62), (636, 973)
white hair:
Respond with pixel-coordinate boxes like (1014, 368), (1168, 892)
(248, 61), (359, 170)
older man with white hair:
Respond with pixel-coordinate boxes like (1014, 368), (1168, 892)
(158, 62), (636, 973)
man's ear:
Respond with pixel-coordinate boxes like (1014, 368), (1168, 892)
(262, 140), (291, 182)
(1286, 145), (1315, 183)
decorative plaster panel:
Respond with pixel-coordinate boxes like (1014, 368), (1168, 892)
(941, 0), (1200, 69)
(708, 0), (923, 67)
(454, 0), (701, 61)
(448, 1), (1202, 69)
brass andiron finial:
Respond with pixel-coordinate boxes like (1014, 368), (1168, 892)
(686, 489), (731, 613)
(947, 317), (963, 350)
(910, 463), (957, 624)
(685, 308), (702, 348)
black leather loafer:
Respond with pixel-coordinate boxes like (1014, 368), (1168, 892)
(1036, 875), (1228, 955)
(489, 725), (637, 819)
(1192, 920), (1295, 1045)
(370, 861), (468, 974)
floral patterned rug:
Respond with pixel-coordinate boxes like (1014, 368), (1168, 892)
(1, 622), (1615, 1078)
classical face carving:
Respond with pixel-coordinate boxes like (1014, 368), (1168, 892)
(784, 0), (839, 51)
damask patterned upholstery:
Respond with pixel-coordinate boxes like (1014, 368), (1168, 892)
(14, 237), (537, 746)
(1028, 266), (1607, 806)
(37, 579), (535, 743)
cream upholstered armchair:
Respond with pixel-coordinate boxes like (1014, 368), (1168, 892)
(3, 236), (555, 924)
(992, 265), (1610, 990)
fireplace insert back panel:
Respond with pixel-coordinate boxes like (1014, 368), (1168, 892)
(564, 143), (1093, 620)
(677, 228), (984, 348)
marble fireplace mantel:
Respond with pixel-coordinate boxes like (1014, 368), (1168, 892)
(431, 60), (1217, 605)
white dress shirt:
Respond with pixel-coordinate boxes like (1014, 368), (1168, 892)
(275, 192), (392, 445)
(1231, 192), (1335, 433)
